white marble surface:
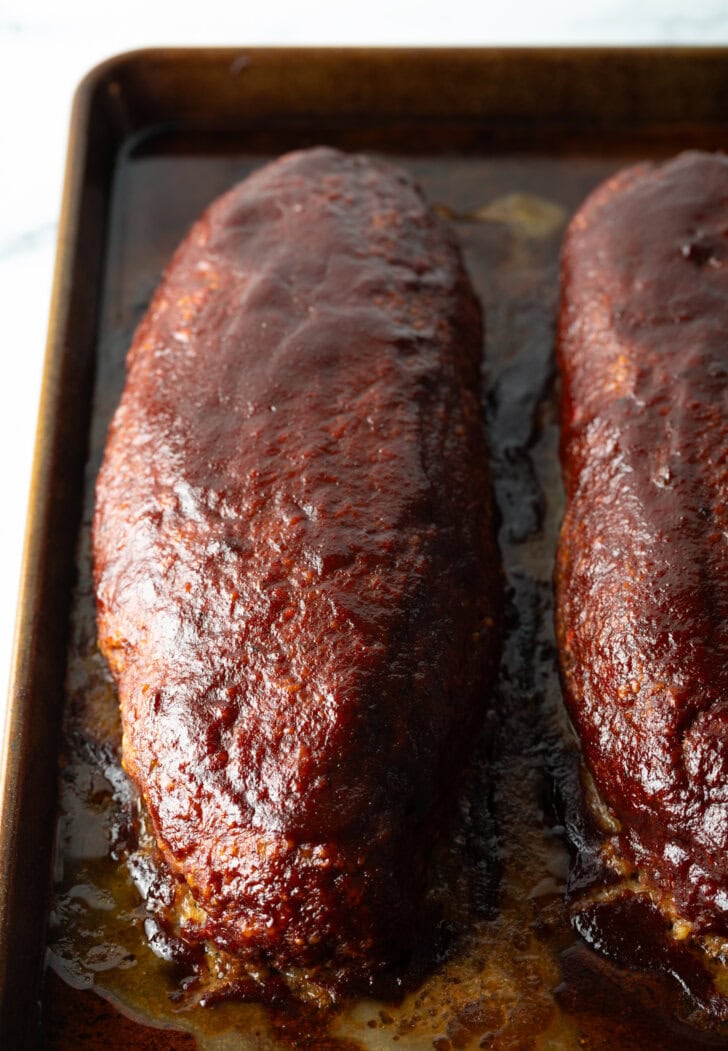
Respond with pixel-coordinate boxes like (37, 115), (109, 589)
(1, 0), (728, 749)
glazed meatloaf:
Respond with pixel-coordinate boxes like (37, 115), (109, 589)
(556, 151), (728, 936)
(93, 147), (502, 994)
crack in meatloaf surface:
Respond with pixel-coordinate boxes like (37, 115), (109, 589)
(556, 151), (728, 935)
(92, 147), (502, 991)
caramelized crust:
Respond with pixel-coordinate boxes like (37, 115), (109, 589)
(556, 152), (728, 934)
(93, 148), (501, 990)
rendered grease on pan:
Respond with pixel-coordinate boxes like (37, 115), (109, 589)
(45, 155), (728, 1050)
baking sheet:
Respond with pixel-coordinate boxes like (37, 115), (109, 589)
(4, 47), (728, 1050)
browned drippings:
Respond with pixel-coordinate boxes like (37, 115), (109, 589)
(44, 150), (728, 1049)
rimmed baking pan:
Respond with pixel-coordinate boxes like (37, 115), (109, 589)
(3, 47), (728, 1050)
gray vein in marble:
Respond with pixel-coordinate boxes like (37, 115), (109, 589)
(0, 223), (57, 261)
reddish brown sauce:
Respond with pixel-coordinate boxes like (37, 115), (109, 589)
(556, 151), (728, 938)
(92, 148), (502, 998)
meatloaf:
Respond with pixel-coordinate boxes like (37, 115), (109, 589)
(556, 151), (728, 935)
(93, 147), (502, 993)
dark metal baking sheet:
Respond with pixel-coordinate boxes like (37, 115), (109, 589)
(3, 47), (728, 1050)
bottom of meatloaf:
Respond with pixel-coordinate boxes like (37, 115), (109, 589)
(122, 782), (471, 1008)
(568, 763), (728, 1002)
